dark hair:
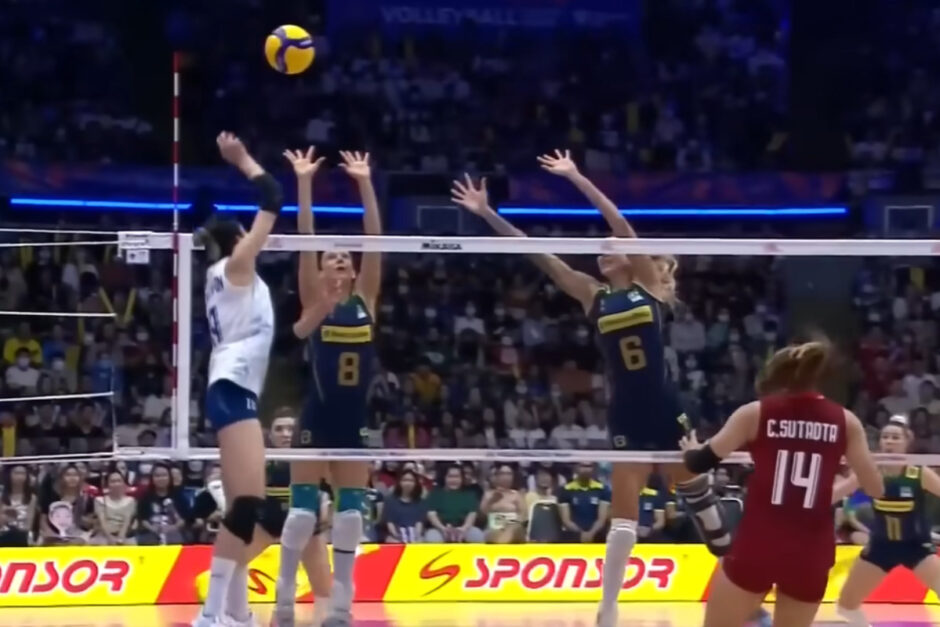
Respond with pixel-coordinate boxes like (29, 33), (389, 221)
(1, 464), (33, 505)
(102, 469), (127, 490)
(196, 215), (243, 261)
(394, 469), (424, 500)
(148, 462), (173, 494)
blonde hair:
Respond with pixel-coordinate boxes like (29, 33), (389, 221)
(756, 339), (832, 396)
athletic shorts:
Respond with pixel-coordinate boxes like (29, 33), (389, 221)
(861, 541), (935, 572)
(205, 379), (259, 431)
(259, 499), (288, 538)
(722, 550), (831, 604)
(296, 396), (368, 449)
(608, 393), (694, 451)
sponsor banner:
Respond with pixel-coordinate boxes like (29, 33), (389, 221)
(0, 546), (182, 606)
(388, 544), (716, 601)
(0, 544), (937, 606)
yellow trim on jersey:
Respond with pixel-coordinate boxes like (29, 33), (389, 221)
(266, 487), (290, 498)
(873, 499), (915, 513)
(597, 305), (653, 334)
(564, 479), (605, 491)
(906, 466), (921, 480)
(321, 324), (373, 343)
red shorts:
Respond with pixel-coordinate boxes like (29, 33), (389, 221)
(722, 551), (830, 603)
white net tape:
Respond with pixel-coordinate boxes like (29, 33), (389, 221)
(123, 231), (940, 256)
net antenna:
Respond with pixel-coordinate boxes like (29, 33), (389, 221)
(170, 51), (189, 456)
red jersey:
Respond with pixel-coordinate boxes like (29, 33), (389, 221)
(725, 392), (848, 601)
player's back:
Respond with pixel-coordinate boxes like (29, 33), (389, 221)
(735, 392), (847, 558)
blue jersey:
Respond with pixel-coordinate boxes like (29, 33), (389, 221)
(590, 284), (687, 449)
(871, 466), (931, 545)
(308, 293), (374, 413)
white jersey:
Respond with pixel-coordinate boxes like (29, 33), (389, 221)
(205, 257), (274, 396)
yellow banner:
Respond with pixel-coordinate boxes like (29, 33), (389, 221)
(0, 546), (181, 606)
(385, 544), (718, 602)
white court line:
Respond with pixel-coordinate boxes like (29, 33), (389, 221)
(0, 311), (116, 318)
(0, 239), (119, 248)
(0, 391), (114, 404)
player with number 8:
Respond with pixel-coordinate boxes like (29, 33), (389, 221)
(679, 339), (883, 627)
(274, 147), (382, 627)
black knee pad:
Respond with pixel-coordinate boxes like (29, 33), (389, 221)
(223, 496), (265, 544)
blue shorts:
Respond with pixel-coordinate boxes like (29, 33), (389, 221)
(206, 379), (259, 431)
(297, 396), (368, 449)
(862, 541), (935, 572)
(608, 394), (693, 451)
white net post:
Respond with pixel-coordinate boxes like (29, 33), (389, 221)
(174, 233), (194, 453)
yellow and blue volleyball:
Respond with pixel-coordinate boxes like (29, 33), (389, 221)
(264, 25), (315, 75)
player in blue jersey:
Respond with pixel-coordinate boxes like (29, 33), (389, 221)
(274, 149), (382, 627)
(835, 416), (940, 626)
(452, 158), (731, 627)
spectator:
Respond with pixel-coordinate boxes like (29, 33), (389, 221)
(135, 463), (188, 545)
(6, 347), (40, 392)
(0, 464), (35, 546)
(3, 322), (42, 365)
(524, 466), (558, 514)
(424, 465), (484, 543)
(480, 464), (526, 544)
(454, 303), (485, 337)
(670, 308), (706, 354)
(879, 380), (913, 416)
(67, 402), (108, 454)
(191, 463), (224, 544)
(550, 406), (586, 448)
(903, 359), (936, 405)
(382, 469), (426, 543)
(92, 470), (136, 545)
(39, 464), (93, 545)
(558, 463), (610, 543)
(411, 361), (442, 407)
(507, 408), (546, 448)
(637, 479), (666, 542)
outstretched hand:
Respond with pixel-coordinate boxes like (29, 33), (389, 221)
(537, 149), (579, 178)
(450, 174), (491, 215)
(217, 132), (250, 167)
(678, 430), (702, 452)
(283, 146), (325, 179)
(339, 150), (371, 181)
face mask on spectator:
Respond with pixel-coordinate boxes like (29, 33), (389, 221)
(84, 335), (95, 346)
(755, 304), (767, 315)
(501, 336), (512, 347)
(16, 357), (29, 369)
(136, 331), (149, 342)
(576, 328), (589, 341)
(516, 383), (528, 396)
(425, 308), (437, 319)
(466, 305), (476, 316)
(52, 359), (65, 372)
(868, 312), (880, 323)
(380, 303), (394, 314)
(718, 313), (730, 323)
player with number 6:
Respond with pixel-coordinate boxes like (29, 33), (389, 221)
(274, 148), (382, 627)
(679, 339), (883, 627)
(452, 153), (734, 627)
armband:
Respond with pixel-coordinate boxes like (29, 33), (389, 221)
(683, 443), (722, 474)
(251, 172), (284, 215)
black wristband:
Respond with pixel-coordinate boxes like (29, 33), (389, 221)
(683, 444), (722, 474)
(250, 172), (284, 215)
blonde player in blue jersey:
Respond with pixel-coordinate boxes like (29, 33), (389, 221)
(274, 148), (382, 627)
(452, 159), (731, 627)
(192, 132), (281, 627)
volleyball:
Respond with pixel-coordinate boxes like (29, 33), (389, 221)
(264, 25), (315, 75)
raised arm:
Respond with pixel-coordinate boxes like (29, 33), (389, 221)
(451, 174), (601, 312)
(341, 151), (382, 314)
(284, 147), (325, 310)
(218, 132), (283, 286)
(844, 410), (884, 498)
(538, 150), (658, 286)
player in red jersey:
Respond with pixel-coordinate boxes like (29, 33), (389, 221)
(680, 340), (883, 627)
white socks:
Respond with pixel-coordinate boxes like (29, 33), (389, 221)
(836, 605), (870, 627)
(598, 518), (637, 627)
(225, 564), (250, 622)
(202, 556), (237, 619)
(277, 509), (318, 606)
(331, 510), (363, 613)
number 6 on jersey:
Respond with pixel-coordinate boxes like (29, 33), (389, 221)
(771, 449), (822, 509)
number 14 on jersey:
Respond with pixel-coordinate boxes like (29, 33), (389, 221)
(771, 449), (822, 509)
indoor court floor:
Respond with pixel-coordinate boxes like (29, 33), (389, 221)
(1, 603), (938, 626)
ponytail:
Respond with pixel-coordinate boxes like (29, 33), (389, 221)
(756, 339), (832, 396)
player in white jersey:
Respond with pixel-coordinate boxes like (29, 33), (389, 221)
(192, 132), (282, 627)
